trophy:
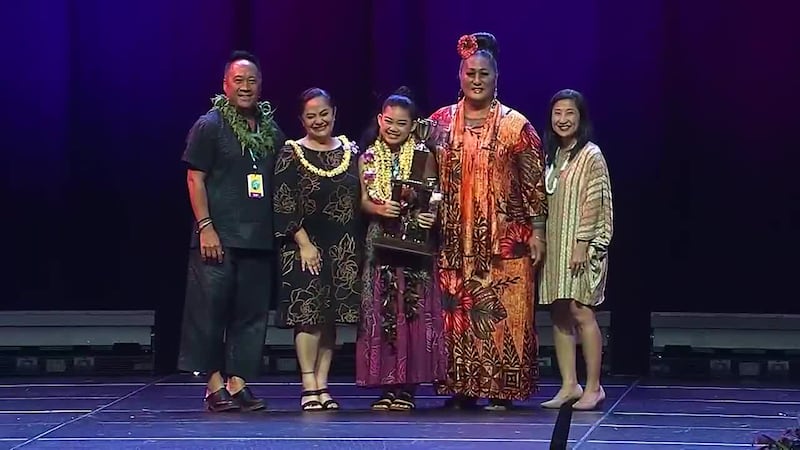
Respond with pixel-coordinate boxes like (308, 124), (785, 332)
(372, 118), (442, 257)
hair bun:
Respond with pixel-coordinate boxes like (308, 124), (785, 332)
(472, 32), (498, 58)
(393, 85), (414, 99)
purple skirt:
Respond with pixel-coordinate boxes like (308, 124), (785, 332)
(355, 223), (446, 387)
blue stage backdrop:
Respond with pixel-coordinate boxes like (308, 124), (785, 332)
(2, 0), (798, 374)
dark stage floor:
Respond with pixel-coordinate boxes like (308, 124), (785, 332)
(0, 374), (798, 449)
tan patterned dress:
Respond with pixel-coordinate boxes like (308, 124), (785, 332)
(430, 101), (547, 400)
(539, 142), (613, 306)
(273, 143), (362, 328)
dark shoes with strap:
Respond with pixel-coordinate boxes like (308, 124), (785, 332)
(444, 394), (479, 410)
(205, 386), (266, 412)
(300, 370), (339, 412)
(389, 391), (415, 411)
(301, 389), (324, 411)
(301, 388), (340, 411)
(371, 391), (396, 410)
(318, 388), (340, 410)
(371, 390), (415, 412)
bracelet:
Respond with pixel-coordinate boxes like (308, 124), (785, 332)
(196, 217), (213, 233)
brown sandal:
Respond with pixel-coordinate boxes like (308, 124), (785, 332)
(389, 391), (415, 411)
(371, 391), (395, 411)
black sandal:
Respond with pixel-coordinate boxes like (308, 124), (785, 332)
(301, 389), (324, 411)
(299, 370), (323, 411)
(371, 391), (395, 411)
(318, 388), (340, 410)
(484, 398), (512, 411)
(444, 395), (477, 410)
(389, 391), (415, 411)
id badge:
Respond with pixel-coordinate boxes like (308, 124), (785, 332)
(247, 173), (264, 198)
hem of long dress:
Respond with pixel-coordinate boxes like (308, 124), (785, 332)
(356, 378), (445, 388)
(435, 385), (540, 401)
(275, 319), (359, 329)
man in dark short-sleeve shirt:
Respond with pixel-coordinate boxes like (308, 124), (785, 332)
(177, 50), (285, 412)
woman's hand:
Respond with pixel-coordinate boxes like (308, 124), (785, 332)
(530, 233), (546, 268)
(299, 243), (322, 275)
(417, 212), (436, 229)
(570, 241), (589, 276)
(376, 200), (402, 218)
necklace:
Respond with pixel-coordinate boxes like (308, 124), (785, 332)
(545, 143), (577, 195)
(464, 102), (494, 127)
(362, 137), (415, 201)
(287, 135), (353, 178)
(211, 94), (276, 158)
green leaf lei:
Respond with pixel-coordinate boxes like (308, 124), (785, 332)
(211, 94), (277, 158)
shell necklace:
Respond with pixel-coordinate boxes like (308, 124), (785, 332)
(545, 142), (577, 195)
(287, 135), (353, 178)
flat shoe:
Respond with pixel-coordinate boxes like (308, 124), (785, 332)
(204, 387), (239, 412)
(231, 386), (266, 411)
(388, 391), (415, 411)
(371, 391), (395, 411)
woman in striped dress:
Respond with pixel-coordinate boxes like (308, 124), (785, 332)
(539, 89), (613, 411)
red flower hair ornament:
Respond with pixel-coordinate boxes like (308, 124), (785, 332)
(457, 34), (479, 60)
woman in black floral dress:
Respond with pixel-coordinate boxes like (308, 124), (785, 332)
(273, 88), (362, 411)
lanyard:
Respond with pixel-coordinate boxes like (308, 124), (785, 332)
(247, 123), (259, 171)
(248, 148), (258, 171)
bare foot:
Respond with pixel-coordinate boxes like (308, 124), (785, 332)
(205, 371), (226, 397)
(226, 375), (245, 395)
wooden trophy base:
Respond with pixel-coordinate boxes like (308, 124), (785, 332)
(372, 236), (436, 257)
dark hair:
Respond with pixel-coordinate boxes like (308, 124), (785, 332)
(458, 32), (499, 71)
(457, 33), (499, 101)
(359, 86), (418, 150)
(298, 87), (334, 114)
(544, 89), (593, 166)
(224, 50), (261, 75)
(382, 86), (417, 119)
(472, 32), (499, 66)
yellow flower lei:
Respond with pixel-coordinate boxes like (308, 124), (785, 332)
(363, 137), (416, 201)
(287, 135), (353, 178)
